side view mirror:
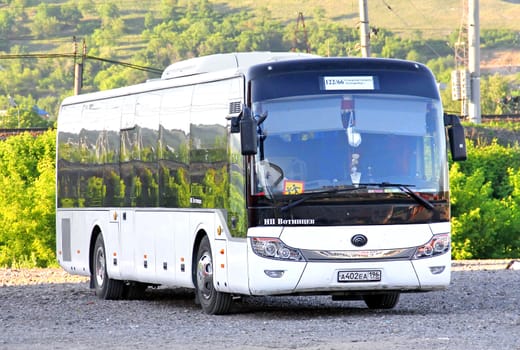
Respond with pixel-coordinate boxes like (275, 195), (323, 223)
(444, 114), (467, 161)
(239, 105), (258, 156)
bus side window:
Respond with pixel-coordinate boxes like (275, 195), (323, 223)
(190, 80), (231, 209)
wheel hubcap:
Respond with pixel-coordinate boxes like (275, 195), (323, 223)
(197, 252), (213, 300)
(95, 246), (105, 287)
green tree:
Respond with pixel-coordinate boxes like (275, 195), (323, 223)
(0, 131), (56, 267)
(97, 1), (120, 27)
(30, 3), (60, 39)
(1, 95), (53, 128)
(234, 8), (285, 52)
(60, 2), (83, 29)
(0, 10), (14, 39)
(91, 17), (125, 49)
(144, 11), (155, 29)
(304, 22), (358, 57)
(77, 0), (95, 16)
(94, 67), (130, 91)
(450, 142), (520, 259)
(480, 74), (510, 115)
(455, 140), (520, 199)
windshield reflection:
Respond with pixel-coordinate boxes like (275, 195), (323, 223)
(252, 94), (446, 197)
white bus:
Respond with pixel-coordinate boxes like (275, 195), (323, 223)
(56, 52), (467, 314)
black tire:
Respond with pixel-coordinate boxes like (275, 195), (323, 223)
(363, 292), (400, 309)
(123, 282), (148, 300)
(92, 234), (124, 300)
(195, 236), (232, 315)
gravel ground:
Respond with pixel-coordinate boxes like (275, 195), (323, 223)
(0, 260), (519, 350)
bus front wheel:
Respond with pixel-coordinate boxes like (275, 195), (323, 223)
(195, 236), (232, 314)
(93, 234), (124, 300)
(363, 292), (400, 309)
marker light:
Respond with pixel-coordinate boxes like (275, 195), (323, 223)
(264, 270), (285, 278)
(429, 266), (446, 274)
(413, 234), (450, 259)
(251, 237), (305, 261)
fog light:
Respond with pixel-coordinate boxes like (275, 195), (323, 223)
(264, 270), (285, 278)
(429, 266), (446, 275)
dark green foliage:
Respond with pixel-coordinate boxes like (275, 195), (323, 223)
(0, 0), (520, 265)
(0, 0), (518, 120)
(481, 29), (520, 49)
(450, 141), (520, 259)
(0, 130), (56, 267)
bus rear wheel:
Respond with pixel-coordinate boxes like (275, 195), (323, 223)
(363, 292), (400, 309)
(93, 234), (124, 300)
(195, 236), (232, 315)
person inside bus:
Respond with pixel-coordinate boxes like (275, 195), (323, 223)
(356, 133), (416, 183)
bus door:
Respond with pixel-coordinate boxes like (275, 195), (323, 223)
(121, 92), (163, 282)
(117, 94), (142, 279)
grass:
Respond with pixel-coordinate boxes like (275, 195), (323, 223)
(210, 0), (520, 38)
(14, 0), (520, 55)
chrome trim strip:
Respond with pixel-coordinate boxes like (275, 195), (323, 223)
(301, 247), (416, 261)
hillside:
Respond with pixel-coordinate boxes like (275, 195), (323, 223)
(213, 0), (520, 37)
(0, 0), (519, 121)
(8, 0), (520, 62)
(218, 0), (520, 71)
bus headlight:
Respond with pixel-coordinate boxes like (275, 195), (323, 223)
(250, 237), (305, 262)
(413, 234), (450, 259)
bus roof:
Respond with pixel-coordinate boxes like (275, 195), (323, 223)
(161, 52), (318, 80)
(60, 53), (436, 107)
(60, 52), (318, 106)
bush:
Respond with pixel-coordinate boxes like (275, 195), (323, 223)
(0, 130), (56, 267)
(450, 141), (520, 259)
(1, 130), (520, 266)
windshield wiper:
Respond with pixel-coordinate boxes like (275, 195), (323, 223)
(280, 186), (366, 212)
(359, 182), (435, 211)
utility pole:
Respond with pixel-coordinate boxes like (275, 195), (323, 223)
(451, 0), (480, 123)
(453, 0), (469, 117)
(292, 12), (310, 53)
(73, 37), (85, 95)
(359, 0), (370, 57)
(468, 0), (481, 123)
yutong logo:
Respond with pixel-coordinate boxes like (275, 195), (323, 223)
(351, 234), (368, 247)
(264, 218), (316, 225)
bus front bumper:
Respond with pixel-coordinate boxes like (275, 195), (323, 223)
(247, 253), (451, 296)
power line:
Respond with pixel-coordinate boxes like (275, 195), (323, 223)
(0, 53), (75, 59)
(85, 55), (162, 74)
(381, 0), (410, 27)
(379, 0), (444, 58)
(405, 0), (442, 33)
(0, 53), (163, 75)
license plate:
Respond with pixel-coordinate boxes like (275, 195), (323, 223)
(337, 270), (381, 282)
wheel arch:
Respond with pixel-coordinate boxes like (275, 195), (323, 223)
(88, 225), (102, 288)
(191, 228), (208, 287)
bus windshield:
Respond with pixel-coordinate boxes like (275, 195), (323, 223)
(251, 94), (446, 197)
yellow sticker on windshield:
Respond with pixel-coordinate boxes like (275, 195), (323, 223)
(283, 180), (304, 195)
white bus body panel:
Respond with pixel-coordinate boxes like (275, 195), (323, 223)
(57, 208), (245, 291)
(295, 253), (450, 294)
(57, 209), (118, 278)
(57, 206), (450, 296)
(280, 224), (435, 250)
(245, 222), (451, 295)
(223, 238), (250, 294)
